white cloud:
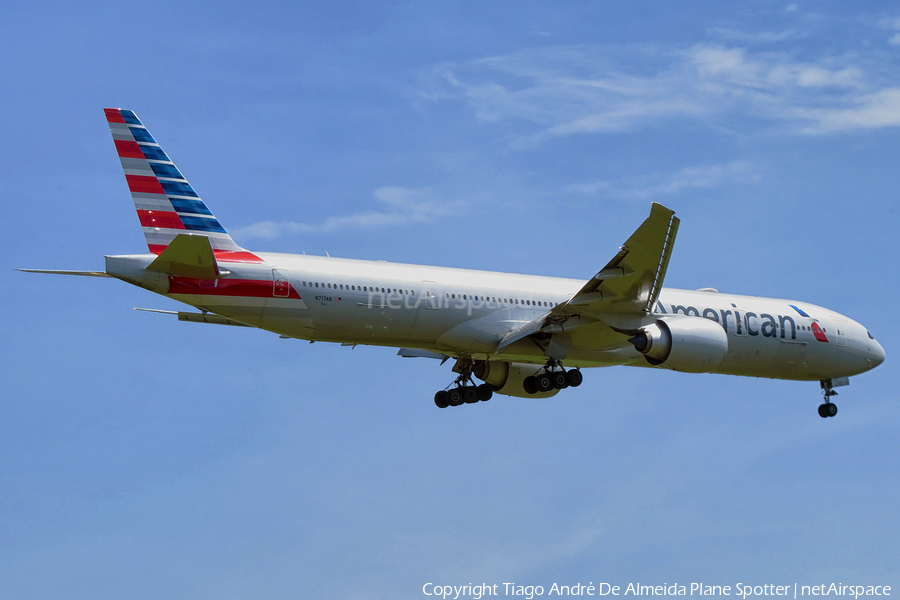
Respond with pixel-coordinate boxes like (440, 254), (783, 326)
(767, 64), (861, 87)
(877, 16), (900, 45)
(800, 88), (900, 133)
(426, 41), (900, 144)
(234, 186), (463, 239)
(566, 161), (758, 199)
(707, 27), (798, 44)
(878, 16), (900, 30)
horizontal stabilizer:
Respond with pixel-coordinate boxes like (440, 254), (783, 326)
(134, 307), (251, 327)
(145, 234), (222, 279)
(18, 269), (111, 277)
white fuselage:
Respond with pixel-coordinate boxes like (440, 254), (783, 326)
(106, 252), (885, 382)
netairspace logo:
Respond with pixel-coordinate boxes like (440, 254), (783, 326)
(421, 582), (892, 600)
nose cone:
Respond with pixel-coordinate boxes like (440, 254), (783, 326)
(868, 339), (886, 369)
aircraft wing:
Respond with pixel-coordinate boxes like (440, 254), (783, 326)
(561, 202), (678, 317)
(496, 203), (679, 352)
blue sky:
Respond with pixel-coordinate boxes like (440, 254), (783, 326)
(2, 1), (898, 598)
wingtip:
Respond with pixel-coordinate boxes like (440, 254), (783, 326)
(650, 201), (675, 216)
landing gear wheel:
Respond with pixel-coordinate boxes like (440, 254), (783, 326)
(476, 384), (493, 401)
(463, 387), (479, 404)
(566, 369), (583, 387)
(523, 376), (538, 395)
(434, 390), (449, 409)
(535, 373), (554, 393)
(817, 403), (838, 418)
(551, 371), (569, 390)
(448, 388), (464, 406)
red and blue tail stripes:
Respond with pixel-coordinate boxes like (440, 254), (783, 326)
(104, 108), (261, 263)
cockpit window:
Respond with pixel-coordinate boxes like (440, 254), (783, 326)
(868, 331), (876, 340)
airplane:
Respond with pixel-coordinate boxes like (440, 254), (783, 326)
(20, 109), (885, 417)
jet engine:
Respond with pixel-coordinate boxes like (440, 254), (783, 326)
(473, 360), (559, 398)
(628, 316), (728, 373)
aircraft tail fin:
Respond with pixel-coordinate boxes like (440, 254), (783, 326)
(103, 108), (261, 263)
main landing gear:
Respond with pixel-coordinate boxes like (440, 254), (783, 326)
(523, 361), (583, 395)
(434, 361), (493, 409)
(817, 380), (839, 418)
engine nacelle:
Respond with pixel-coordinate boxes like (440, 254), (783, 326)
(628, 316), (728, 373)
(473, 360), (559, 398)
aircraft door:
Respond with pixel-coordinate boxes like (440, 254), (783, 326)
(406, 280), (445, 342)
(833, 321), (848, 347)
(421, 280), (440, 310)
(273, 269), (291, 297)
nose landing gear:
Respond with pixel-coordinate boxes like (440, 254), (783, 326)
(817, 380), (839, 418)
